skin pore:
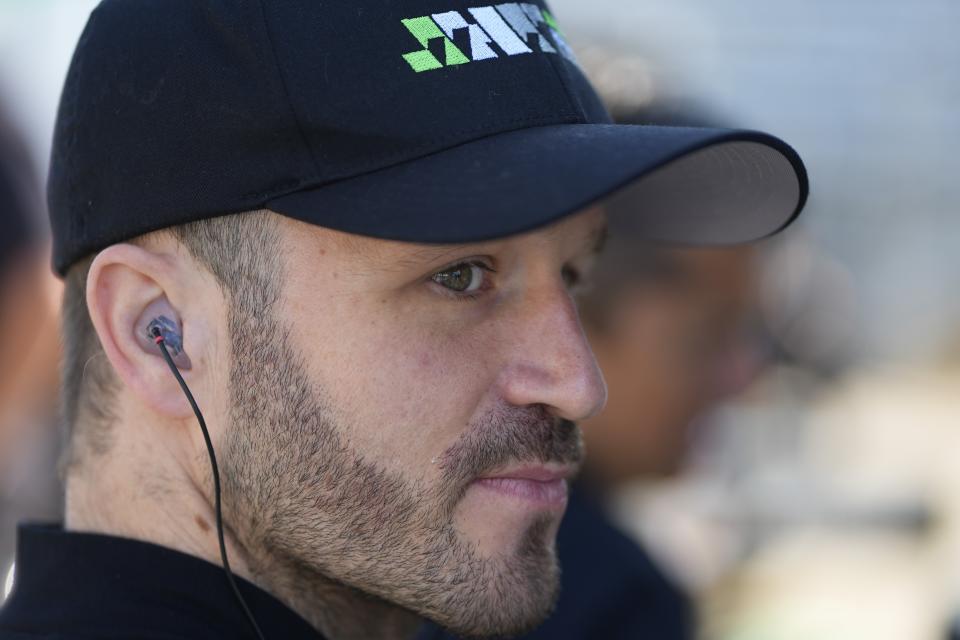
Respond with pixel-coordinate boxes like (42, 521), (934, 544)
(67, 207), (607, 639)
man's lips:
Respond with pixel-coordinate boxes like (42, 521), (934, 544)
(471, 465), (577, 507)
(479, 465), (577, 483)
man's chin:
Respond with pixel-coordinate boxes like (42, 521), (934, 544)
(454, 479), (568, 559)
(433, 579), (560, 640)
(428, 516), (562, 639)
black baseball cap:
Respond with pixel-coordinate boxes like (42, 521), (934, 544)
(48, 0), (808, 276)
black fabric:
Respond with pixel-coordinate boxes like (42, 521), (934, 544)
(48, 0), (807, 276)
(47, 0), (604, 274)
(0, 524), (324, 639)
(269, 124), (805, 247)
(3, 502), (691, 640)
(420, 485), (693, 640)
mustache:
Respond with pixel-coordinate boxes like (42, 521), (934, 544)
(436, 404), (584, 495)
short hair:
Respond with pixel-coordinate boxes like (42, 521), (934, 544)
(59, 210), (281, 475)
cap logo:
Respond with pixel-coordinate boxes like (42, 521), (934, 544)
(401, 3), (575, 73)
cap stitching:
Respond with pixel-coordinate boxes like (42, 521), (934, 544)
(527, 27), (583, 119)
(253, 0), (322, 177)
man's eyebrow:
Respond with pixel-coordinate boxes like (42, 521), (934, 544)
(387, 221), (608, 270)
(390, 243), (478, 270)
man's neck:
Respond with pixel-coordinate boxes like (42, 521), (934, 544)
(64, 447), (423, 640)
(249, 552), (424, 640)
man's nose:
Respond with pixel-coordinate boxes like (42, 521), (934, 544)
(496, 286), (607, 422)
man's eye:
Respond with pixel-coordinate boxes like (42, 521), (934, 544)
(431, 262), (488, 293)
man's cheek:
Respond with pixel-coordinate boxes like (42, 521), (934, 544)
(326, 351), (457, 463)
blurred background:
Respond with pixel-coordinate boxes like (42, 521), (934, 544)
(1, 1), (959, 638)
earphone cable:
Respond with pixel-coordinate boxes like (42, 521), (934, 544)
(152, 328), (267, 640)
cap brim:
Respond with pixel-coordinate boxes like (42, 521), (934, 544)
(267, 124), (808, 246)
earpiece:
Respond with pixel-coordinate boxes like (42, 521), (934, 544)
(135, 301), (191, 370)
(146, 315), (183, 356)
(151, 316), (266, 640)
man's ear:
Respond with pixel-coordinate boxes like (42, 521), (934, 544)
(86, 243), (202, 419)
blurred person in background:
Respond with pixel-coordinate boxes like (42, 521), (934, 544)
(577, 232), (760, 484)
(504, 246), (761, 640)
(429, 104), (767, 640)
(0, 103), (62, 593)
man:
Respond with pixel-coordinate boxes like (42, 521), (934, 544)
(0, 1), (807, 639)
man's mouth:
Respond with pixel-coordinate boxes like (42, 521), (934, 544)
(471, 465), (576, 508)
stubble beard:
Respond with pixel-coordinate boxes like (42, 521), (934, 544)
(219, 305), (582, 638)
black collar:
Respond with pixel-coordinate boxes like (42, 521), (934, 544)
(0, 523), (324, 639)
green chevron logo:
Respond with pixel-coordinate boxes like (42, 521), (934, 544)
(401, 3), (575, 73)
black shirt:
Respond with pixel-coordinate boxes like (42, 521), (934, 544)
(4, 498), (693, 640)
(0, 524), (324, 639)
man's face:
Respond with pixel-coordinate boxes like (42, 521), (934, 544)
(585, 247), (760, 480)
(219, 209), (607, 636)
